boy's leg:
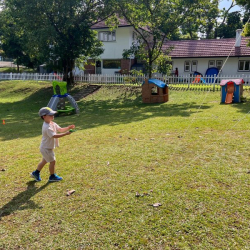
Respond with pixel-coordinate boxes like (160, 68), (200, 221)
(37, 158), (47, 171)
(31, 158), (46, 181)
(48, 160), (63, 182)
(49, 160), (56, 174)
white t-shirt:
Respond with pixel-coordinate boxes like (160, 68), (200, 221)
(40, 121), (61, 149)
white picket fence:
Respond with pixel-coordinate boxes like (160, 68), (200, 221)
(0, 72), (63, 81)
(73, 73), (250, 86)
(1, 72), (250, 86)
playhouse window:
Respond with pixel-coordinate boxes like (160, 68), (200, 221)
(98, 31), (116, 42)
(151, 86), (158, 95)
(184, 61), (190, 72)
(238, 60), (250, 71)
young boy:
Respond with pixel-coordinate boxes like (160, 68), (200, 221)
(31, 107), (75, 182)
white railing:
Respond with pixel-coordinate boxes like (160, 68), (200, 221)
(0, 72), (63, 81)
(1, 72), (250, 86)
(73, 73), (250, 86)
(73, 74), (145, 85)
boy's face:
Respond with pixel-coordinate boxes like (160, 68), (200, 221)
(43, 115), (54, 123)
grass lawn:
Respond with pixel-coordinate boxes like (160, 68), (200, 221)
(0, 67), (37, 73)
(1, 80), (250, 249)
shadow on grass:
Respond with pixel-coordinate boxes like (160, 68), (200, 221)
(229, 95), (250, 115)
(0, 85), (212, 140)
(77, 93), (211, 130)
(0, 181), (50, 220)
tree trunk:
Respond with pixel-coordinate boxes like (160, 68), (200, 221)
(148, 59), (153, 79)
(63, 59), (75, 85)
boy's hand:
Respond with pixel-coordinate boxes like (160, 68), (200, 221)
(68, 125), (75, 130)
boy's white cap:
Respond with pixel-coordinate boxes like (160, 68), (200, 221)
(39, 107), (57, 116)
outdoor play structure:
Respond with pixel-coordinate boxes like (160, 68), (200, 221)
(142, 79), (169, 103)
(192, 68), (219, 84)
(192, 71), (205, 84)
(220, 79), (244, 104)
(47, 81), (80, 114)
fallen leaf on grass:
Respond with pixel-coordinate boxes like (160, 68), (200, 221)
(135, 192), (150, 197)
(66, 190), (76, 196)
(152, 203), (162, 207)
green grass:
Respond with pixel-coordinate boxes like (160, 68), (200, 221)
(0, 67), (36, 73)
(1, 81), (250, 249)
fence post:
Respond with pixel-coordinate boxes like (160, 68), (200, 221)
(213, 74), (216, 92)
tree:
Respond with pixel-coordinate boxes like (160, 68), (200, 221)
(234, 0), (250, 43)
(215, 11), (243, 38)
(236, 0), (250, 9)
(117, 0), (219, 78)
(0, 10), (41, 71)
(4, 0), (114, 84)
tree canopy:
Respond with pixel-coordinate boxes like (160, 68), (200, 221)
(236, 0), (250, 42)
(3, 0), (114, 83)
(215, 11), (243, 38)
(118, 0), (219, 77)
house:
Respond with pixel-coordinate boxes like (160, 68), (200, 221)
(75, 19), (250, 77)
(164, 29), (250, 77)
(75, 19), (136, 75)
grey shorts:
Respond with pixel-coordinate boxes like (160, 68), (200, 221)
(40, 147), (56, 162)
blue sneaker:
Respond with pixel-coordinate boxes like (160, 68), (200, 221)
(49, 174), (63, 182)
(31, 171), (41, 181)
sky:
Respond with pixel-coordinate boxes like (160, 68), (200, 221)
(219, 0), (241, 12)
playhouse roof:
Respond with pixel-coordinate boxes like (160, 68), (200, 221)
(148, 79), (168, 88)
(220, 79), (244, 86)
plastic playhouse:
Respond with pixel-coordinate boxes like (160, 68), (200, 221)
(47, 81), (80, 114)
(220, 79), (244, 104)
(142, 79), (169, 103)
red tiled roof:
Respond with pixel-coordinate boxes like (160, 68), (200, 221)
(163, 37), (250, 58)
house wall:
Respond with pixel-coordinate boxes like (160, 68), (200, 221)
(97, 26), (134, 59)
(95, 26), (135, 74)
(172, 57), (250, 76)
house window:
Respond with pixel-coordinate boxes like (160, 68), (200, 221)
(98, 31), (116, 42)
(191, 61), (198, 72)
(238, 60), (250, 71)
(103, 60), (121, 69)
(184, 61), (190, 72)
(208, 60), (215, 68)
(216, 60), (223, 70)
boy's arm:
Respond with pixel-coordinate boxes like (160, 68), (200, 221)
(57, 125), (75, 133)
(53, 131), (71, 138)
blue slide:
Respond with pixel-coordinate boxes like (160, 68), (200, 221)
(205, 67), (219, 83)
